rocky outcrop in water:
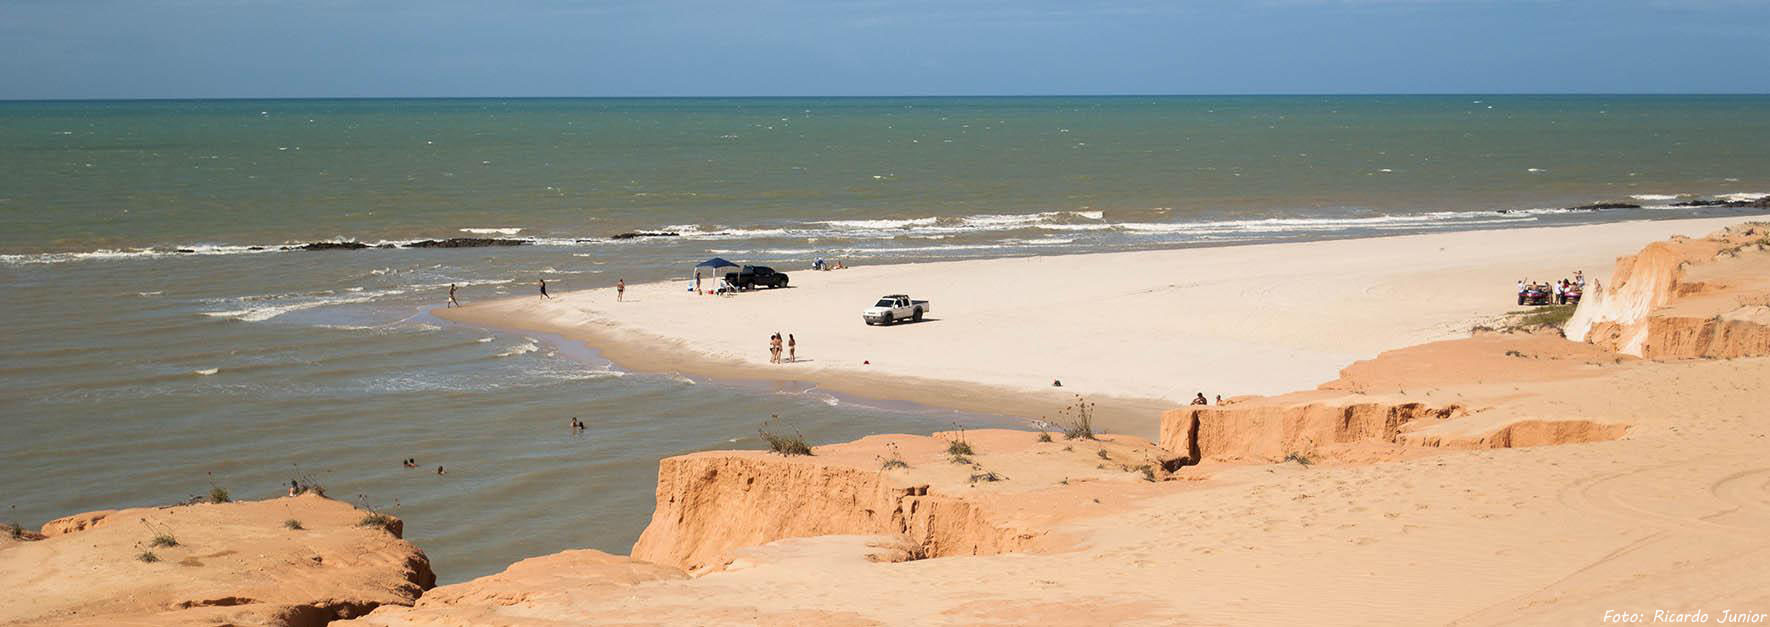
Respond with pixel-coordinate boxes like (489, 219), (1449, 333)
(403, 237), (527, 248)
(1670, 195), (1770, 208)
(290, 241), (374, 251)
(608, 231), (680, 240)
(1566, 202), (1641, 211)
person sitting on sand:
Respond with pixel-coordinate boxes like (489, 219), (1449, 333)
(1192, 393), (1208, 406)
(448, 283), (460, 308)
(289, 479), (301, 497)
(436, 465), (446, 475)
(539, 278), (551, 300)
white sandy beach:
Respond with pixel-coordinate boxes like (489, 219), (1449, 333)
(442, 217), (1761, 422)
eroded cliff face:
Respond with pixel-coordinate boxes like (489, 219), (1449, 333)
(1567, 222), (1770, 359)
(630, 434), (1081, 574)
(0, 494), (434, 627)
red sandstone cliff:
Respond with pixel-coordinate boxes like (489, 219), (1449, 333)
(1567, 222), (1770, 359)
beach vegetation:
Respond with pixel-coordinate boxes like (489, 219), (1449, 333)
(205, 472), (231, 504)
(1058, 396), (1097, 440)
(759, 415), (814, 457)
(1138, 465), (1158, 482)
(1498, 304), (1577, 333)
(137, 551), (160, 563)
(968, 471), (1004, 483)
(948, 455), (973, 465)
(1097, 449), (1110, 460)
(1037, 431), (1053, 443)
(1284, 452), (1314, 466)
(283, 519), (304, 530)
(149, 532), (179, 548)
(878, 442), (909, 471)
(4, 521), (24, 540)
(944, 424), (975, 457)
(358, 513), (398, 532)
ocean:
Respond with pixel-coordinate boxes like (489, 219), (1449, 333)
(3, 95), (1767, 582)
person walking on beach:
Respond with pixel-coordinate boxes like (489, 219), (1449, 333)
(787, 334), (797, 363)
(617, 279), (625, 302)
(448, 283), (460, 308)
(539, 278), (551, 300)
(694, 271), (702, 294)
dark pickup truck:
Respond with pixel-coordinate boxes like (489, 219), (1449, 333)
(723, 265), (790, 290)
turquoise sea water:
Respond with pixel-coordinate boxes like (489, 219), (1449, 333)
(3, 96), (1767, 582)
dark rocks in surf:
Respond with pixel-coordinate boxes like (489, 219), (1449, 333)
(608, 231), (680, 240)
(402, 237), (527, 248)
(1670, 196), (1770, 209)
(290, 241), (372, 251)
(1565, 202), (1641, 211)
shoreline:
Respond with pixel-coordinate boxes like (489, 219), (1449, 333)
(436, 214), (1766, 437)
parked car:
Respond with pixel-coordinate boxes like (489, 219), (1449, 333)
(862, 294), (931, 326)
(723, 265), (789, 290)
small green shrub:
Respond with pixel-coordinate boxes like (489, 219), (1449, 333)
(208, 487), (231, 504)
(759, 415), (813, 457)
(1284, 452), (1313, 466)
(149, 533), (178, 548)
(137, 551), (160, 563)
(4, 522), (22, 540)
(1059, 396), (1097, 440)
(968, 471), (1003, 483)
(358, 513), (397, 532)
(283, 519), (304, 530)
(1096, 449), (1110, 460)
(1036, 431), (1053, 443)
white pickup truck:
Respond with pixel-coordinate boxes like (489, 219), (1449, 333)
(862, 294), (931, 326)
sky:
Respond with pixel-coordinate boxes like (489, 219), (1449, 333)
(1, 0), (1767, 99)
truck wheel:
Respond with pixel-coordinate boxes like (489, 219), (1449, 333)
(882, 313), (894, 326)
(912, 308), (923, 322)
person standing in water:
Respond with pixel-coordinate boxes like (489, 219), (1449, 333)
(787, 334), (797, 363)
(617, 279), (626, 302)
(447, 283), (460, 308)
(539, 278), (550, 300)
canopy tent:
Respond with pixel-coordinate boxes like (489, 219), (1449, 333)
(693, 257), (740, 288)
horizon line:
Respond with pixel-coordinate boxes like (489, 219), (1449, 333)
(4, 92), (1770, 104)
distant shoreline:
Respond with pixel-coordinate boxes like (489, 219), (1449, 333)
(436, 214), (1766, 437)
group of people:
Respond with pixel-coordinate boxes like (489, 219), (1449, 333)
(811, 257), (847, 271)
(569, 417), (586, 431)
(398, 458), (445, 475)
(1190, 393), (1227, 406)
(1516, 270), (1586, 305)
(768, 332), (797, 363)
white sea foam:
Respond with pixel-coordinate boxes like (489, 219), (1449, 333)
(477, 337), (495, 343)
(194, 368), (219, 376)
(1718, 192), (1768, 202)
(459, 227), (523, 235)
(496, 340), (541, 358)
(1630, 194), (1683, 201)
(201, 291), (390, 323)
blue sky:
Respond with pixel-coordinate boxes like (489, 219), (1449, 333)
(2, 0), (1766, 99)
